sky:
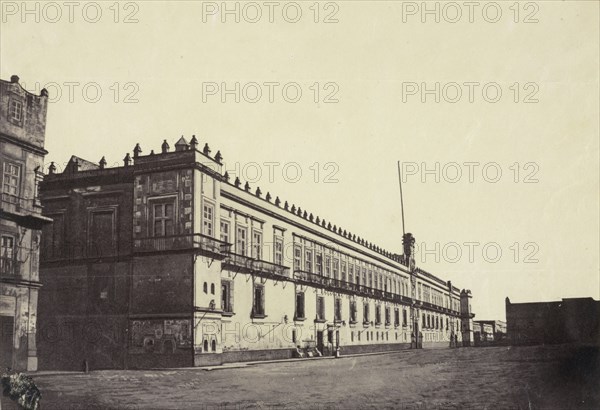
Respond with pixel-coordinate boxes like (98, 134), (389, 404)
(1, 0), (598, 320)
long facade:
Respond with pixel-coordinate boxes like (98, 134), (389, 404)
(38, 137), (474, 370)
(0, 76), (51, 371)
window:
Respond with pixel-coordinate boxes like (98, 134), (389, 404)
(369, 271), (373, 288)
(295, 292), (305, 320)
(385, 307), (391, 326)
(334, 298), (342, 321)
(89, 210), (115, 257)
(394, 309), (400, 327)
(2, 162), (20, 198)
(403, 309), (408, 326)
(1, 235), (15, 274)
(8, 99), (23, 124)
(220, 220), (230, 243)
(348, 264), (354, 283)
(332, 259), (339, 280)
(294, 245), (302, 271)
(305, 249), (313, 273)
(363, 303), (370, 324)
(221, 280), (233, 313)
(41, 213), (64, 260)
(236, 226), (247, 255)
(324, 256), (331, 277)
(375, 305), (381, 325)
(202, 204), (214, 236)
(152, 202), (174, 237)
(252, 284), (265, 317)
(350, 300), (357, 323)
(316, 296), (325, 321)
(341, 262), (347, 282)
(315, 253), (323, 275)
(252, 230), (262, 259)
(274, 237), (283, 265)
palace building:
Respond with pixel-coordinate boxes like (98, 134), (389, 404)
(0, 76), (51, 371)
(38, 137), (474, 370)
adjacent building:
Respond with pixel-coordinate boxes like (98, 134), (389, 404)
(0, 76), (51, 371)
(473, 320), (506, 345)
(38, 137), (474, 370)
(506, 297), (600, 346)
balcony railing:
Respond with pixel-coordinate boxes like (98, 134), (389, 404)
(222, 252), (290, 279)
(1, 193), (41, 214)
(133, 234), (230, 256)
(0, 257), (20, 276)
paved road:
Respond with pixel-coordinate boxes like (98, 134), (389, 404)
(24, 345), (600, 409)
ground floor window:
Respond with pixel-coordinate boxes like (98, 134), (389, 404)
(252, 284), (265, 317)
(295, 292), (305, 320)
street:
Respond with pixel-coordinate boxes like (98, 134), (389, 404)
(27, 345), (600, 409)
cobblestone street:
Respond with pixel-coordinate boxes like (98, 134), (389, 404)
(21, 345), (599, 410)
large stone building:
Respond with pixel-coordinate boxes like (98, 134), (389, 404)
(38, 137), (474, 370)
(0, 75), (51, 371)
(506, 297), (600, 346)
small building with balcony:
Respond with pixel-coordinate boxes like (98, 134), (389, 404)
(38, 136), (474, 369)
(0, 75), (52, 371)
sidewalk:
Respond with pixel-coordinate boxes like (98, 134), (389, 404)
(166, 348), (411, 371)
(28, 349), (412, 376)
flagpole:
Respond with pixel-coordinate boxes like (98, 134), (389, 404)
(397, 161), (406, 236)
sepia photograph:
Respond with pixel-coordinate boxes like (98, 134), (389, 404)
(0, 1), (599, 409)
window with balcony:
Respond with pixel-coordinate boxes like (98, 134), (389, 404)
(334, 298), (342, 321)
(8, 99), (23, 125)
(236, 226), (247, 256)
(252, 230), (262, 259)
(221, 280), (233, 313)
(315, 253), (322, 275)
(295, 292), (305, 320)
(305, 249), (313, 273)
(293, 245), (301, 271)
(202, 203), (214, 237)
(1, 235), (15, 275)
(152, 201), (174, 237)
(2, 162), (20, 200)
(220, 220), (230, 244)
(316, 296), (325, 321)
(349, 300), (357, 323)
(274, 237), (283, 265)
(252, 284), (265, 317)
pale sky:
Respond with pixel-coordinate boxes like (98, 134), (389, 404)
(1, 0), (598, 320)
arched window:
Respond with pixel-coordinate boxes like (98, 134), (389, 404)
(203, 282), (208, 293)
(211, 339), (216, 352)
(210, 283), (215, 295)
(203, 339), (208, 352)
